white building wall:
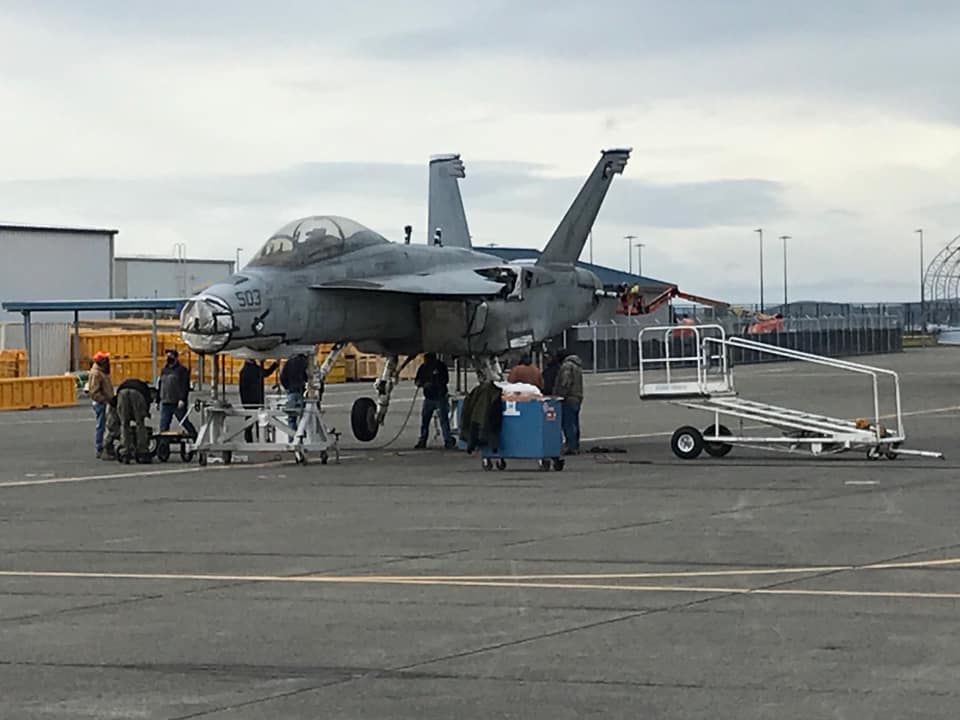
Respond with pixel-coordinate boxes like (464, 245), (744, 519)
(0, 228), (114, 322)
(114, 259), (234, 299)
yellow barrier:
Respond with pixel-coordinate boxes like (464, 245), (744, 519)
(0, 349), (27, 378)
(0, 375), (77, 410)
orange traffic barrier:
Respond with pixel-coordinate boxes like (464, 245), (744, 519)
(0, 375), (77, 411)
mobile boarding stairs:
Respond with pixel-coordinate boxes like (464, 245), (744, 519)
(638, 325), (943, 461)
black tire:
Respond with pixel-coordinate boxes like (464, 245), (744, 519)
(320, 451), (329, 465)
(671, 426), (704, 460)
(482, 458), (493, 471)
(866, 447), (881, 461)
(351, 397), (379, 442)
(198, 452), (207, 467)
(496, 458), (507, 471)
(553, 458), (565, 471)
(223, 451), (233, 465)
(539, 459), (551, 471)
(702, 424), (733, 458)
(156, 439), (171, 463)
(180, 446), (195, 463)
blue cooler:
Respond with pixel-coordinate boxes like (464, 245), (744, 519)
(458, 397), (565, 471)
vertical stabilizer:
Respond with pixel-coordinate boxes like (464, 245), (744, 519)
(428, 154), (472, 249)
(537, 148), (631, 265)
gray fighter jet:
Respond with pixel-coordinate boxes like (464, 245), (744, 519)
(180, 148), (631, 440)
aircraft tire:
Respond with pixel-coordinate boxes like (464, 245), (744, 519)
(702, 424), (733, 458)
(671, 426), (704, 460)
(351, 397), (379, 442)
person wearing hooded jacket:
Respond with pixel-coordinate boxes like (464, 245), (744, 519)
(86, 351), (114, 458)
(553, 349), (584, 454)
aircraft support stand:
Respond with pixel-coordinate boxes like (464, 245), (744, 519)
(192, 346), (341, 467)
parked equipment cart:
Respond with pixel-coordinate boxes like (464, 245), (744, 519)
(460, 396), (566, 471)
(638, 324), (943, 461)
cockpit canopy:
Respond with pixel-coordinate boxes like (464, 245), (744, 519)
(248, 215), (390, 268)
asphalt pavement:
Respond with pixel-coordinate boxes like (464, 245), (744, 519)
(0, 348), (958, 718)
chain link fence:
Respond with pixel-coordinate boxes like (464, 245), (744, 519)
(553, 310), (905, 374)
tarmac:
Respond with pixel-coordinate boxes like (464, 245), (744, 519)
(0, 347), (958, 719)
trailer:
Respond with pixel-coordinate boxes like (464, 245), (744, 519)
(638, 324), (943, 461)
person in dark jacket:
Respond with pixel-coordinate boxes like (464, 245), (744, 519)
(279, 353), (309, 431)
(460, 380), (503, 453)
(542, 351), (564, 396)
(115, 378), (154, 461)
(414, 353), (455, 449)
(239, 359), (279, 441)
(157, 349), (197, 438)
(553, 349), (584, 454)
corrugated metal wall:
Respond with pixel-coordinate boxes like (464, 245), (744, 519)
(114, 259), (233, 299)
(0, 321), (70, 375)
(0, 229), (113, 322)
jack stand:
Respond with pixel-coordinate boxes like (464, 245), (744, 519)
(192, 346), (340, 467)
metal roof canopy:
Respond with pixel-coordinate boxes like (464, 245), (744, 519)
(0, 223), (118, 236)
(2, 298), (185, 379)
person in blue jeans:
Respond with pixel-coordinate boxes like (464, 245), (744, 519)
(553, 349), (584, 455)
(86, 352), (114, 458)
(414, 353), (455, 449)
(279, 352), (309, 433)
(157, 349), (197, 439)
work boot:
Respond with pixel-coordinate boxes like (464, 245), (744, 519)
(414, 440), (427, 449)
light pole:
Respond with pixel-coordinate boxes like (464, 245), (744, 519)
(634, 242), (645, 278)
(235, 247), (243, 272)
(915, 229), (925, 330)
(624, 235), (637, 274)
(779, 235), (791, 309)
(755, 228), (764, 311)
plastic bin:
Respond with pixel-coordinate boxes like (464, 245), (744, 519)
(459, 397), (565, 471)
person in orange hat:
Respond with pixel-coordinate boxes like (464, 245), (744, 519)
(86, 351), (115, 458)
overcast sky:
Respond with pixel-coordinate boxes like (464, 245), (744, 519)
(2, 0), (959, 302)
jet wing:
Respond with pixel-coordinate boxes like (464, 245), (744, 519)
(310, 267), (510, 297)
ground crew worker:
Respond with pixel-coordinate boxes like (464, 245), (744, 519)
(553, 348), (584, 455)
(157, 349), (197, 438)
(507, 353), (544, 391)
(279, 352), (309, 431)
(103, 397), (121, 460)
(86, 351), (114, 458)
(542, 352), (562, 396)
(240, 359), (279, 441)
(116, 378), (153, 461)
(414, 353), (455, 449)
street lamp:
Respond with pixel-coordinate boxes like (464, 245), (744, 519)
(634, 242), (645, 278)
(779, 235), (791, 309)
(915, 229), (925, 330)
(755, 228), (764, 311)
(624, 235), (637, 274)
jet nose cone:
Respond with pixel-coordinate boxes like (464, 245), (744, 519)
(180, 295), (235, 354)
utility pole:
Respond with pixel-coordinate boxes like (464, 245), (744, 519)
(754, 228), (764, 311)
(624, 235), (637, 274)
(635, 242), (645, 278)
(915, 228), (925, 331)
(779, 235), (791, 309)
(235, 247), (242, 272)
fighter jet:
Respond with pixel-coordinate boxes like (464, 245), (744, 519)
(180, 148), (631, 441)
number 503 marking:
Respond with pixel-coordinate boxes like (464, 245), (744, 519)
(235, 290), (262, 308)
